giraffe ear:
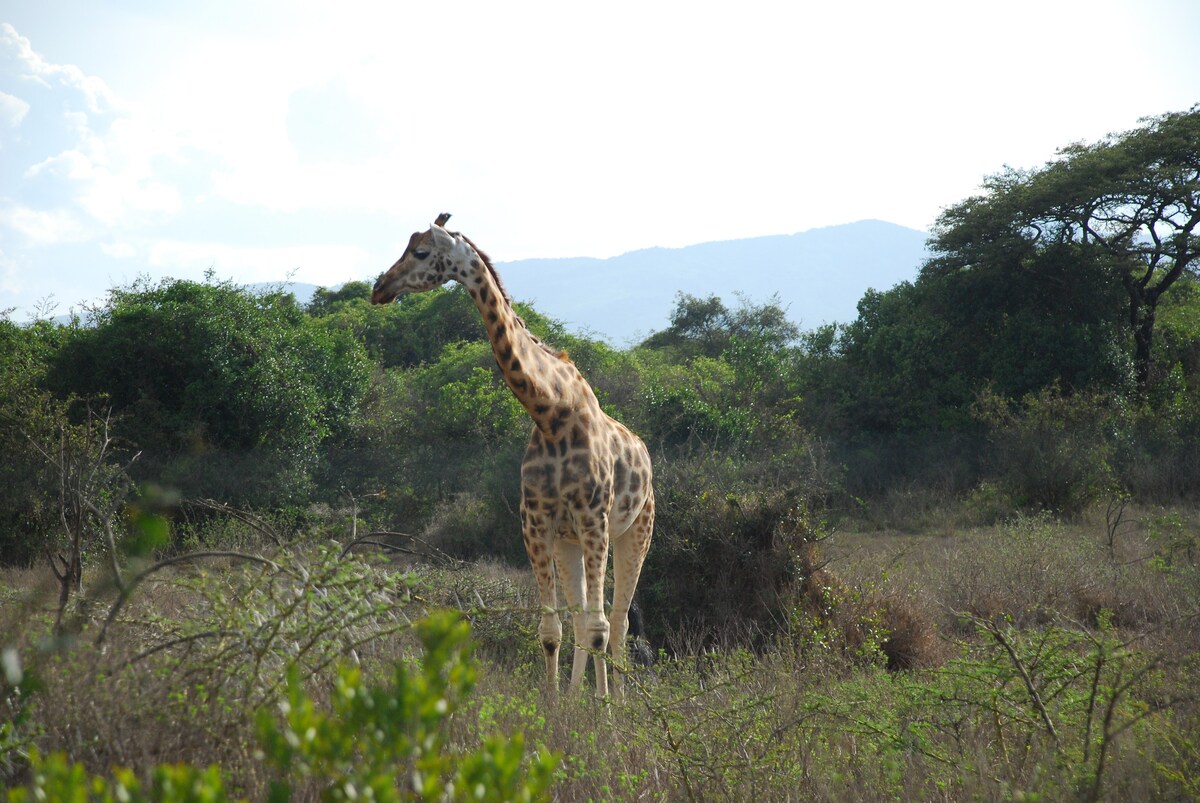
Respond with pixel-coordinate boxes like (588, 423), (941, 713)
(428, 223), (456, 250)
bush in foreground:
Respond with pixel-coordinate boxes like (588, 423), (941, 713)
(7, 613), (556, 803)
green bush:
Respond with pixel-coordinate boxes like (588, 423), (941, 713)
(7, 613), (556, 802)
(1117, 383), (1200, 500)
(258, 611), (556, 802)
(639, 454), (821, 650)
(0, 321), (70, 566)
(312, 285), (480, 369)
(6, 750), (231, 802)
(48, 279), (371, 507)
(973, 386), (1118, 515)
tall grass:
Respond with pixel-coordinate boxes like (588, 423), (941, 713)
(2, 504), (1198, 800)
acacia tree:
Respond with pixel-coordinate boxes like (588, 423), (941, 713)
(931, 106), (1200, 394)
(641, 292), (799, 359)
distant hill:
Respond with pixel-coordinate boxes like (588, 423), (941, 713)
(496, 219), (929, 345)
(41, 221), (926, 339)
(259, 220), (928, 346)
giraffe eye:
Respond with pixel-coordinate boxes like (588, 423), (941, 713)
(413, 249), (430, 260)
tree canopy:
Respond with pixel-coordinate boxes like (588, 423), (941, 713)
(641, 292), (800, 359)
(47, 279), (371, 505)
(929, 106), (1200, 394)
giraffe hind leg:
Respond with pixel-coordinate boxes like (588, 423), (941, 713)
(609, 494), (654, 698)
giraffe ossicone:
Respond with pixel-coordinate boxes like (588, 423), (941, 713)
(372, 214), (655, 696)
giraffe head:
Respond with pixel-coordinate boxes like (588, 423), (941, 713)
(371, 213), (471, 304)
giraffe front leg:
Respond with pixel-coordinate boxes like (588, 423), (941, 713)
(580, 516), (612, 697)
(539, 606), (562, 694)
(523, 512), (561, 694)
(553, 539), (590, 690)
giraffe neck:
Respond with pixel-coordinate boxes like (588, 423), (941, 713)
(462, 255), (598, 433)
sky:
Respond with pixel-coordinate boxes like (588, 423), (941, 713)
(1, 1), (1198, 321)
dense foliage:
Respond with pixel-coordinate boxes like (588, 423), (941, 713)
(0, 105), (1197, 582)
(46, 279), (372, 506)
(0, 320), (64, 565)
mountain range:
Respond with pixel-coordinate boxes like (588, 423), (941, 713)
(497, 219), (928, 344)
(282, 219), (930, 345)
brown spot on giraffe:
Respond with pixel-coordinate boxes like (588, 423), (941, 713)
(569, 426), (588, 449)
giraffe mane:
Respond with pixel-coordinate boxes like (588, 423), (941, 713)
(458, 234), (509, 303)
(457, 232), (567, 361)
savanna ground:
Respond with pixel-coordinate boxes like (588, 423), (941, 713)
(3, 498), (1198, 801)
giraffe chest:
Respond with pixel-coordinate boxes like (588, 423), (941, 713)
(521, 451), (610, 519)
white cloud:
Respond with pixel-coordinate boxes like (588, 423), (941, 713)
(0, 91), (28, 128)
(1, 28), (184, 243)
(26, 147), (94, 180)
(1, 23), (119, 113)
(100, 240), (137, 259)
(0, 203), (89, 245)
(0, 248), (19, 297)
(129, 0), (1179, 260)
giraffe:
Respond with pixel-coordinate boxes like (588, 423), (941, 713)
(371, 214), (654, 696)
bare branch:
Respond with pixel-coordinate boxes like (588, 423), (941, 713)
(968, 613), (1060, 745)
(184, 498), (284, 546)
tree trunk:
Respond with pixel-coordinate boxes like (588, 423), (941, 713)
(1124, 274), (1159, 397)
(1132, 304), (1155, 396)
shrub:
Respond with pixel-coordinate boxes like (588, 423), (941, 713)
(9, 614), (556, 802)
(1117, 385), (1200, 500)
(0, 321), (69, 567)
(640, 454), (819, 651)
(48, 279), (371, 507)
(7, 751), (232, 803)
(258, 611), (557, 802)
(973, 386), (1117, 516)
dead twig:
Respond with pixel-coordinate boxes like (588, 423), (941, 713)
(184, 498), (285, 546)
(339, 530), (464, 568)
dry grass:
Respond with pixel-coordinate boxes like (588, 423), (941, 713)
(826, 505), (1200, 649)
(2, 505), (1198, 800)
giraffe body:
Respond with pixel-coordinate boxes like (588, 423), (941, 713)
(372, 216), (653, 696)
